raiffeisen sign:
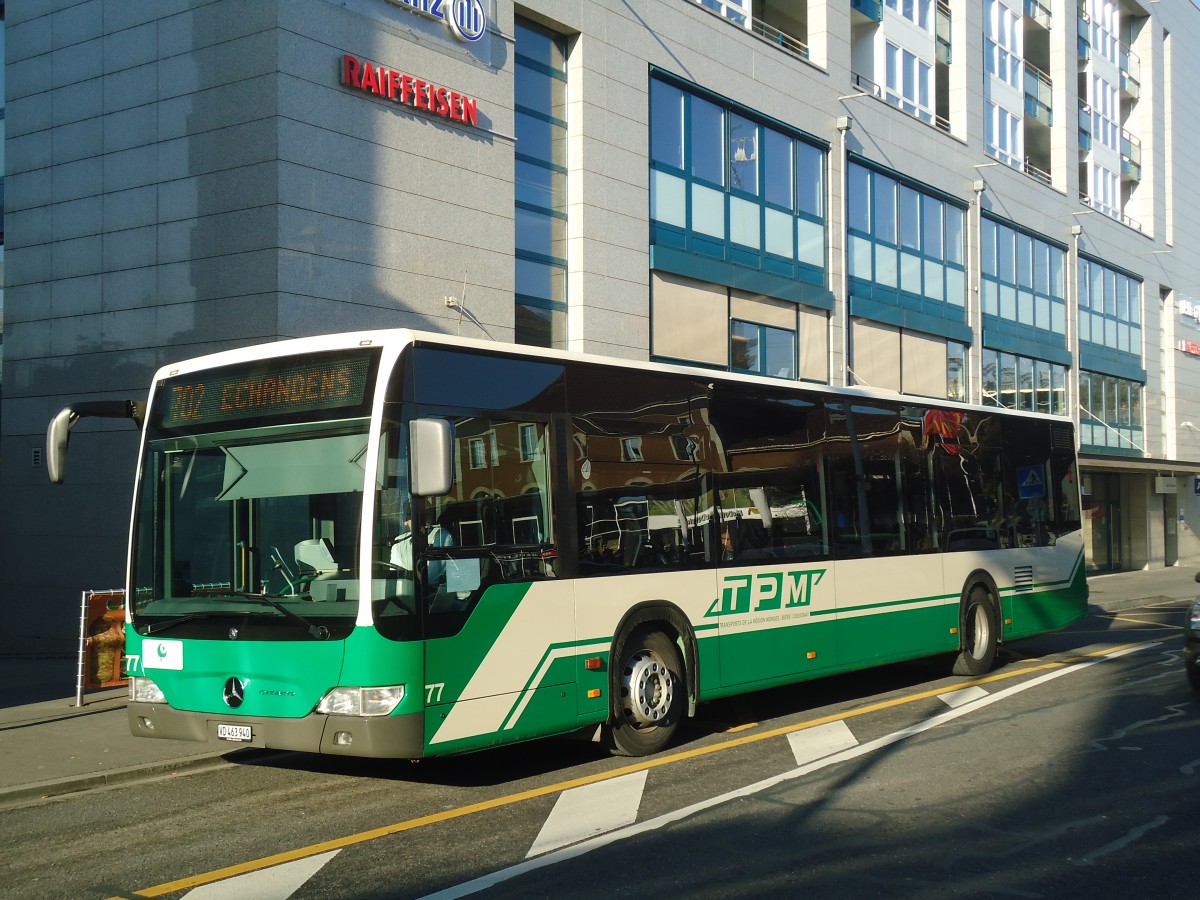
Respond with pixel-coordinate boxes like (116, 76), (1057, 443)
(385, 0), (488, 42)
(340, 54), (480, 127)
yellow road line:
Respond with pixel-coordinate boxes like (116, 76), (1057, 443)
(113, 638), (1154, 899)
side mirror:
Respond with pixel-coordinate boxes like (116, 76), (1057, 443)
(46, 407), (76, 485)
(409, 418), (453, 497)
(46, 400), (145, 485)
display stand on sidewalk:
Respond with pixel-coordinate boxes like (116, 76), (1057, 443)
(75, 589), (128, 707)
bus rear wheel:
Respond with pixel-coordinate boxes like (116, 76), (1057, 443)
(952, 585), (999, 677)
(606, 628), (684, 757)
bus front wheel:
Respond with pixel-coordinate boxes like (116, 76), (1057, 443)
(606, 628), (684, 757)
(952, 585), (999, 676)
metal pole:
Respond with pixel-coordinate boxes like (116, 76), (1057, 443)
(75, 590), (89, 707)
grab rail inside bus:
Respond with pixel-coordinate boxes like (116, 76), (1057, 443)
(47, 400), (146, 485)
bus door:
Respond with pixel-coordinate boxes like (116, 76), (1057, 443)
(420, 415), (576, 752)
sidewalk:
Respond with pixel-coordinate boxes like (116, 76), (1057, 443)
(0, 658), (265, 807)
(1, 566), (1196, 806)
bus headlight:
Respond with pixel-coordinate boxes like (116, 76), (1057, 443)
(129, 676), (166, 704)
(316, 685), (405, 717)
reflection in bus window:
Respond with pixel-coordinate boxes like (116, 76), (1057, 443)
(414, 416), (557, 637)
(571, 370), (713, 574)
(709, 384), (828, 562)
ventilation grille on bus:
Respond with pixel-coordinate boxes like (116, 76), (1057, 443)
(1051, 424), (1074, 451)
(1014, 565), (1034, 592)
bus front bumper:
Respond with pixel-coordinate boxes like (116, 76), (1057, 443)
(128, 702), (426, 758)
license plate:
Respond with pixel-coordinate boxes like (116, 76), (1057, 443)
(217, 723), (252, 742)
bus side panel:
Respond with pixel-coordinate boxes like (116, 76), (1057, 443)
(1001, 535), (1088, 640)
(939, 535), (1087, 643)
(573, 569), (718, 693)
(835, 556), (959, 667)
(424, 580), (580, 752)
(714, 561), (837, 687)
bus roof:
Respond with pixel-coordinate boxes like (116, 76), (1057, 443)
(150, 327), (1069, 425)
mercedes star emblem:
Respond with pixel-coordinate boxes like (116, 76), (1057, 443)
(223, 677), (245, 709)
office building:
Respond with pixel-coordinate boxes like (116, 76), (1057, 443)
(5, 0), (1200, 651)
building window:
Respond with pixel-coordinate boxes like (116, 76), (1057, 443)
(981, 349), (1067, 416)
(1089, 0), (1118, 65)
(1079, 370), (1143, 452)
(519, 424), (540, 462)
(885, 0), (933, 31)
(468, 438), (488, 470)
(885, 42), (934, 124)
(947, 342), (967, 402)
(980, 217), (1067, 338)
(1092, 76), (1118, 151)
(730, 319), (796, 379)
(698, 0), (750, 27)
(986, 102), (1022, 170)
(1078, 257), (1141, 356)
(515, 19), (567, 348)
(621, 437), (644, 462)
(650, 76), (827, 284)
(985, 0), (1022, 88)
(846, 161), (967, 314)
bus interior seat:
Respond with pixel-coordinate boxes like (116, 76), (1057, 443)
(295, 538), (338, 576)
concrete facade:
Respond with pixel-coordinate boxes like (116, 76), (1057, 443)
(5, 0), (1200, 652)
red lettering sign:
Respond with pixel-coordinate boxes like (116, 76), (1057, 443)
(339, 53), (480, 128)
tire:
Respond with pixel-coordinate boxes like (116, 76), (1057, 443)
(606, 628), (684, 757)
(1187, 657), (1200, 692)
(952, 585), (999, 677)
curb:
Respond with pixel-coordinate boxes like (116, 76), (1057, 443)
(1089, 595), (1193, 615)
(0, 747), (283, 807)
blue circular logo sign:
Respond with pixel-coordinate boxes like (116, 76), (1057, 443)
(447, 0), (487, 42)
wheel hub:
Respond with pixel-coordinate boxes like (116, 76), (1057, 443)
(623, 652), (674, 726)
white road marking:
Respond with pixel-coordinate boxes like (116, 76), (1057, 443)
(182, 850), (340, 899)
(526, 770), (648, 858)
(421, 641), (1161, 900)
(786, 720), (859, 766)
(1075, 816), (1169, 866)
(938, 685), (990, 708)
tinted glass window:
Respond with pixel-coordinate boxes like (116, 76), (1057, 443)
(570, 368), (713, 574)
(412, 347), (566, 414)
(709, 385), (828, 563)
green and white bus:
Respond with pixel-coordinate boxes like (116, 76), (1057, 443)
(49, 329), (1087, 758)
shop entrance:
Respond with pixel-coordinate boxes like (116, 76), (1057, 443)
(1083, 473), (1123, 572)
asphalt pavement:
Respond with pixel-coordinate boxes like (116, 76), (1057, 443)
(1, 566), (1196, 807)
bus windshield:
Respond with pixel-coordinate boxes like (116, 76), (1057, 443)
(130, 421), (371, 639)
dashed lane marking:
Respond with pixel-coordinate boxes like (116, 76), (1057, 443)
(181, 851), (339, 900)
(421, 641), (1162, 899)
(938, 685), (990, 708)
(107, 640), (1161, 900)
(786, 720), (859, 766)
(526, 770), (647, 858)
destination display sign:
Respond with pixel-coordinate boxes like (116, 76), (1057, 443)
(155, 350), (378, 431)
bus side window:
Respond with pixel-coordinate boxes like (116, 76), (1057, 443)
(572, 424), (711, 573)
(708, 384), (830, 561)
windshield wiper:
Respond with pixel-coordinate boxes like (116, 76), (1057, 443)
(138, 593), (331, 640)
(140, 610), (258, 635)
(224, 592), (331, 641)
